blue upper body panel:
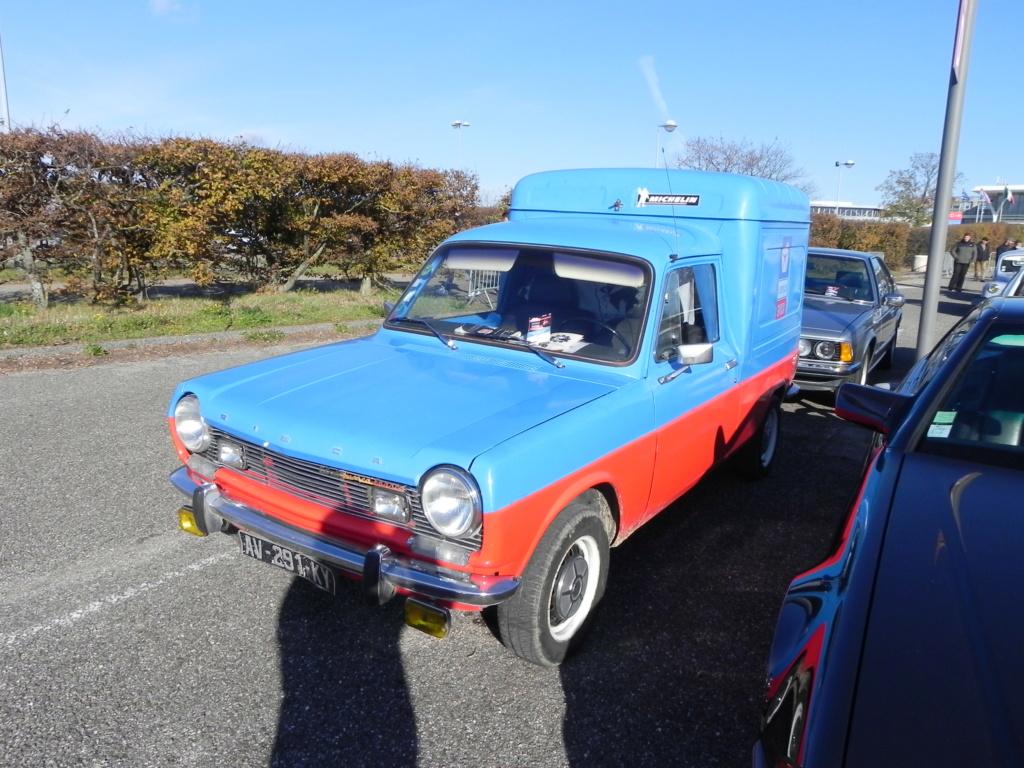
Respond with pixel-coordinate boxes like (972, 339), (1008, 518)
(509, 168), (809, 225)
(445, 215), (721, 264)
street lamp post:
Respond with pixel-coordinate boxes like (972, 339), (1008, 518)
(451, 120), (470, 168)
(0, 30), (11, 133)
(655, 120), (677, 168)
(834, 160), (854, 215)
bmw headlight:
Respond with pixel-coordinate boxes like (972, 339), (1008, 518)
(813, 341), (838, 360)
(173, 394), (212, 453)
(420, 467), (482, 538)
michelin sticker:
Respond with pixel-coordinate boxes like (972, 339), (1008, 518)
(636, 188), (700, 207)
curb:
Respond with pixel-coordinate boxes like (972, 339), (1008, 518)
(0, 319), (383, 360)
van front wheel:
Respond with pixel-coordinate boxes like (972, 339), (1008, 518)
(497, 502), (609, 667)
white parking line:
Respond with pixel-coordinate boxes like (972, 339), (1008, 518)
(2, 553), (233, 647)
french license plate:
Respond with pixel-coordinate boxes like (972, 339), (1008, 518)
(238, 531), (337, 595)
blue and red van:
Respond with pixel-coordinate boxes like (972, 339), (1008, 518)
(168, 168), (810, 666)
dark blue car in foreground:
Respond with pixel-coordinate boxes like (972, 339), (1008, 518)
(755, 297), (1024, 767)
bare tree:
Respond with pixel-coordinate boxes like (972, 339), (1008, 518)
(875, 152), (965, 227)
(673, 136), (815, 196)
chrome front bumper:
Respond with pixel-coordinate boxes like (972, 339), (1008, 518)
(170, 466), (518, 608)
(795, 359), (863, 392)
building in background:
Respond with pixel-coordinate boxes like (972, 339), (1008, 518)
(809, 201), (886, 221)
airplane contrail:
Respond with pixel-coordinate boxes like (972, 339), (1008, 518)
(639, 55), (670, 121)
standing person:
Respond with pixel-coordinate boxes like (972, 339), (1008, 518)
(996, 238), (1015, 258)
(947, 233), (976, 292)
(974, 236), (991, 280)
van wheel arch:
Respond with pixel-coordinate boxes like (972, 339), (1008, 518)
(497, 497), (612, 666)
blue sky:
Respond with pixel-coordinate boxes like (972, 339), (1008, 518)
(1, 1), (1020, 207)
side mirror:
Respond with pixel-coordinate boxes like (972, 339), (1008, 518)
(884, 293), (906, 308)
(383, 301), (396, 315)
(835, 382), (914, 435)
(677, 342), (714, 366)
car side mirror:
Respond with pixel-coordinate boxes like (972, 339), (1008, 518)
(884, 293), (906, 308)
(835, 382), (914, 435)
(677, 342), (714, 366)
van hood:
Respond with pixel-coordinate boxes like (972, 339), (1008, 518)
(172, 335), (621, 483)
(801, 295), (872, 336)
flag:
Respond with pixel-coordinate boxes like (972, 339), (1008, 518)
(961, 190), (970, 202)
(981, 189), (992, 204)
(1007, 186), (1016, 205)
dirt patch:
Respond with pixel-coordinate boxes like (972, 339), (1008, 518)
(0, 327), (372, 375)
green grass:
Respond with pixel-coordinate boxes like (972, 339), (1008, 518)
(0, 286), (400, 348)
(242, 330), (286, 343)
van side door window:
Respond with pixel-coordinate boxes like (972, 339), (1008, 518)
(655, 264), (720, 362)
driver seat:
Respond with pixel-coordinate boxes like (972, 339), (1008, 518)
(503, 274), (594, 335)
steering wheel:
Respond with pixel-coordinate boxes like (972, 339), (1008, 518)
(556, 318), (633, 355)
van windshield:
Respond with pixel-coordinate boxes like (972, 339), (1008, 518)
(386, 245), (653, 365)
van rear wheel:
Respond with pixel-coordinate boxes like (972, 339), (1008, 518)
(733, 396), (781, 481)
(497, 501), (609, 667)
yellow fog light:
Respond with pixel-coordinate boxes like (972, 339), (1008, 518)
(178, 508), (207, 537)
(404, 598), (451, 639)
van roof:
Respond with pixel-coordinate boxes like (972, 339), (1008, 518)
(510, 168), (809, 225)
(445, 215), (721, 263)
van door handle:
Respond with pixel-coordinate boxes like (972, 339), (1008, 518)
(725, 358), (738, 370)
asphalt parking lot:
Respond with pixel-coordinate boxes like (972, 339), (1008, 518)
(0, 270), (973, 767)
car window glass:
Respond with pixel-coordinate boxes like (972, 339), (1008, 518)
(872, 258), (894, 295)
(655, 264), (719, 362)
(805, 255), (872, 301)
(916, 321), (1024, 470)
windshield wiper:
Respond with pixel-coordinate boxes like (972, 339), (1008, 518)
(487, 328), (564, 369)
(392, 316), (457, 350)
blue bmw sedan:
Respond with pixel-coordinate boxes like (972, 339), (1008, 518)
(755, 297), (1024, 767)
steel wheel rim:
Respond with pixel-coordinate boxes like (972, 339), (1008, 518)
(759, 408), (779, 467)
(548, 535), (600, 641)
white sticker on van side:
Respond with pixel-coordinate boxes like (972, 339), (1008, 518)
(636, 188), (700, 207)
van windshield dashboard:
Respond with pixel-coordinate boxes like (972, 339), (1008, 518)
(386, 245), (652, 364)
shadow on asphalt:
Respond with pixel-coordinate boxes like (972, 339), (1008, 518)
(271, 580), (417, 767)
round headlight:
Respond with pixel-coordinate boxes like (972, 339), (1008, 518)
(174, 394), (212, 453)
(421, 467), (481, 538)
(798, 338), (812, 357)
(813, 341), (837, 360)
